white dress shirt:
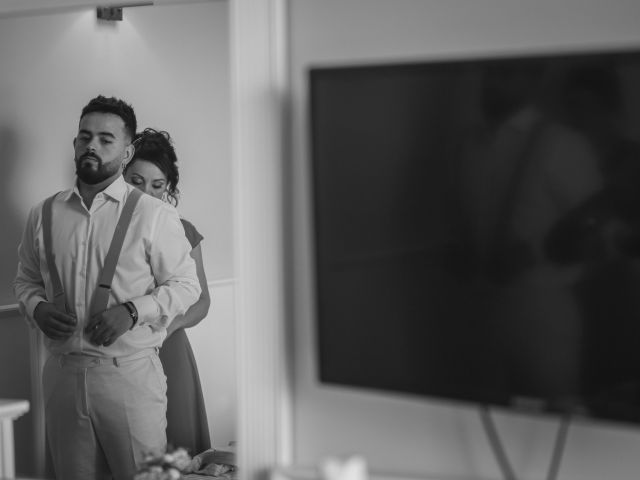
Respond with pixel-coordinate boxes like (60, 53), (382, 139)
(14, 175), (201, 357)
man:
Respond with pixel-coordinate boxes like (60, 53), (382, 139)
(14, 95), (201, 480)
(457, 60), (602, 410)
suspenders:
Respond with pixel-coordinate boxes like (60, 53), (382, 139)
(42, 194), (67, 313)
(90, 189), (143, 318)
(41, 188), (143, 316)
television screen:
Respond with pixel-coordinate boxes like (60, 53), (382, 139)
(310, 50), (640, 425)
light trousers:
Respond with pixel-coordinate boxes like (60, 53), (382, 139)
(43, 348), (167, 480)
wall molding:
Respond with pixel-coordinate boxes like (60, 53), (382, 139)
(0, 305), (19, 319)
(208, 278), (235, 288)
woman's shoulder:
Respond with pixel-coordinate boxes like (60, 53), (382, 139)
(180, 218), (204, 249)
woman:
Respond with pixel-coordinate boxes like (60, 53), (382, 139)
(124, 128), (212, 454)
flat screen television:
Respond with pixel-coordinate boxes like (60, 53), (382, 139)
(310, 49), (640, 426)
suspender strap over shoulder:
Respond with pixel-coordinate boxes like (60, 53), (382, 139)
(42, 192), (67, 313)
(42, 188), (144, 317)
(90, 188), (143, 317)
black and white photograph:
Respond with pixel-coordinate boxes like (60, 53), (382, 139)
(1, 1), (640, 480)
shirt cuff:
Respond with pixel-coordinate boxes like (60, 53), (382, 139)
(24, 296), (47, 328)
(129, 295), (161, 328)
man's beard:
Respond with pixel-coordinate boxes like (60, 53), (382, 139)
(75, 153), (119, 185)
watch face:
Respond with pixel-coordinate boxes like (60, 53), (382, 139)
(124, 302), (138, 328)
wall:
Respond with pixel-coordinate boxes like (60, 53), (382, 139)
(288, 1), (640, 479)
(0, 1), (235, 476)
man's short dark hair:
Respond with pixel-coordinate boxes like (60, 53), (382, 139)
(80, 95), (137, 141)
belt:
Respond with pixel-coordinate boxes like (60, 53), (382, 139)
(56, 347), (159, 368)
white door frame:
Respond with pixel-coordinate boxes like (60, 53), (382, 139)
(230, 0), (294, 476)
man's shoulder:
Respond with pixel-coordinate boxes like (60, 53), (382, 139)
(140, 194), (176, 212)
(30, 189), (74, 215)
(129, 188), (180, 221)
(42, 188), (73, 202)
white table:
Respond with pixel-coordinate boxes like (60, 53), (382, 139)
(0, 399), (30, 480)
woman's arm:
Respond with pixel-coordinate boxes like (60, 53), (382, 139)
(165, 243), (211, 337)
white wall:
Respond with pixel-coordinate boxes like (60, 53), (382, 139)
(288, 1), (640, 479)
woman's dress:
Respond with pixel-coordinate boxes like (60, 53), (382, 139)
(159, 218), (211, 455)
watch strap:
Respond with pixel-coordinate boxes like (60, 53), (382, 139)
(123, 301), (138, 330)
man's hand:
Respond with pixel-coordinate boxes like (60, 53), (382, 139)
(33, 302), (77, 340)
(84, 304), (133, 347)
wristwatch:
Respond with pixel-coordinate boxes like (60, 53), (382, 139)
(123, 301), (139, 330)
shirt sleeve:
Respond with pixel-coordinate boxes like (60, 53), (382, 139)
(130, 203), (201, 329)
(13, 204), (47, 328)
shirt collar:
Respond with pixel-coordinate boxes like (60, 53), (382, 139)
(101, 175), (128, 202)
(64, 175), (128, 203)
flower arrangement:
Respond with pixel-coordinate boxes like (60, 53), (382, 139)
(133, 447), (192, 480)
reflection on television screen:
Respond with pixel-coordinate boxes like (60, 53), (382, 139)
(311, 49), (640, 425)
